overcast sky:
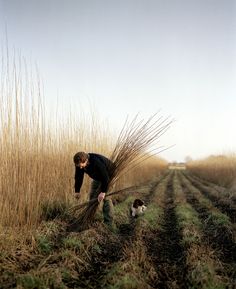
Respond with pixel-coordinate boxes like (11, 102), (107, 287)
(1, 0), (236, 162)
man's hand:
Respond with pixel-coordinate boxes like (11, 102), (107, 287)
(98, 192), (105, 202)
(74, 193), (80, 200)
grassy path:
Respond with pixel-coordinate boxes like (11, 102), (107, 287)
(145, 172), (187, 289)
(183, 172), (236, 222)
(179, 172), (236, 285)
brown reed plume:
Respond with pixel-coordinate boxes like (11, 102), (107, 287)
(68, 113), (173, 231)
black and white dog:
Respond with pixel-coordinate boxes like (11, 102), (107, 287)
(130, 199), (147, 217)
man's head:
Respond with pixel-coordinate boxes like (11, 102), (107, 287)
(73, 152), (89, 168)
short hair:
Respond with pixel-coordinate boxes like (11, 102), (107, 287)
(73, 152), (88, 164)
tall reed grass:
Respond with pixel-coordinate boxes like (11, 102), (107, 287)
(186, 154), (236, 189)
(0, 49), (168, 233)
(0, 50), (113, 232)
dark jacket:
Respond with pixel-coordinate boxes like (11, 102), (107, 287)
(74, 153), (114, 193)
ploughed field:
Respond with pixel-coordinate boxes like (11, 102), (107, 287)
(1, 170), (236, 289)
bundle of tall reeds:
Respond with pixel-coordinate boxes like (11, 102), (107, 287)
(69, 113), (172, 231)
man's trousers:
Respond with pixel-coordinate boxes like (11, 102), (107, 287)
(89, 180), (114, 225)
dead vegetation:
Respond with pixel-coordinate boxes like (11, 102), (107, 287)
(186, 154), (236, 190)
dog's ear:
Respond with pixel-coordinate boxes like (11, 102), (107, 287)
(135, 199), (144, 207)
(133, 199), (145, 208)
(133, 199), (139, 208)
(137, 199), (144, 206)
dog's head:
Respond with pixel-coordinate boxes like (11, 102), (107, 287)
(131, 199), (147, 217)
(133, 199), (145, 208)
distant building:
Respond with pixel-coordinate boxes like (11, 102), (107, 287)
(168, 162), (186, 170)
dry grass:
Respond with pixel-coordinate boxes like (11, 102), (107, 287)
(186, 154), (236, 189)
(0, 48), (169, 239)
(0, 49), (114, 233)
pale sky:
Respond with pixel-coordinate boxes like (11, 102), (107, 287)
(1, 0), (236, 162)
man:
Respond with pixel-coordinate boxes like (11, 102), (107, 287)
(73, 151), (115, 227)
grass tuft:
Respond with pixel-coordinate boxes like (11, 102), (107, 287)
(36, 235), (52, 254)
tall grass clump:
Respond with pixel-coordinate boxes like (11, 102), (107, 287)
(0, 47), (170, 238)
(0, 48), (113, 234)
(186, 154), (236, 189)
